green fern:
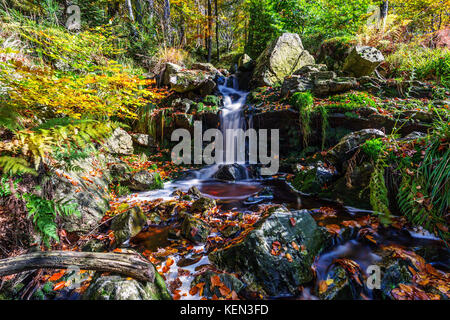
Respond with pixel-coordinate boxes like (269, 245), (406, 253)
(369, 156), (392, 225)
(0, 156), (37, 176)
(22, 193), (80, 248)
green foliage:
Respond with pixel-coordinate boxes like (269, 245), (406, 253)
(22, 193), (80, 247)
(0, 156), (37, 176)
(203, 95), (220, 107)
(290, 92), (314, 147)
(328, 91), (377, 110)
(386, 45), (450, 88)
(369, 156), (392, 225)
(361, 138), (386, 160)
(151, 172), (164, 190)
(245, 0), (374, 57)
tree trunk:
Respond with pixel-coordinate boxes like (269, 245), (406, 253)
(125, 0), (135, 22)
(215, 0), (219, 62)
(0, 251), (155, 283)
(207, 0), (212, 62)
(163, 0), (172, 46)
(379, 1), (389, 31)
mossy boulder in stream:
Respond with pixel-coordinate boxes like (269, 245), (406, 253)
(111, 206), (147, 247)
(83, 273), (171, 300)
(209, 207), (325, 297)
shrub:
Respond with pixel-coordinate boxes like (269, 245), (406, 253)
(386, 44), (450, 88)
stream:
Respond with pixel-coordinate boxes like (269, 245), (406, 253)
(126, 77), (449, 300)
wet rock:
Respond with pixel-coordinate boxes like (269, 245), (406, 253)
(325, 162), (373, 209)
(213, 164), (250, 181)
(209, 207), (325, 296)
(181, 215), (211, 243)
(199, 79), (217, 96)
(403, 131), (427, 140)
(293, 161), (338, 194)
(377, 257), (413, 299)
(328, 129), (385, 164)
(221, 224), (241, 238)
(294, 64), (328, 76)
(131, 133), (156, 148)
(103, 127), (133, 155)
(187, 186), (203, 199)
(343, 46), (384, 78)
(111, 206), (147, 247)
(191, 197), (216, 212)
(122, 170), (161, 192)
(192, 62), (222, 77)
(251, 33), (315, 87)
(83, 273), (171, 300)
(319, 266), (359, 300)
(191, 270), (245, 299)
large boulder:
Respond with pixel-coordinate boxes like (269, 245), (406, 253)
(209, 207), (324, 296)
(103, 128), (133, 155)
(161, 62), (217, 93)
(251, 33), (315, 88)
(52, 154), (114, 233)
(83, 273), (171, 300)
(342, 46), (384, 78)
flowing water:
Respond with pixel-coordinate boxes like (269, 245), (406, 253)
(129, 77), (449, 300)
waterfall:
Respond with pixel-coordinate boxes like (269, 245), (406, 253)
(217, 76), (249, 165)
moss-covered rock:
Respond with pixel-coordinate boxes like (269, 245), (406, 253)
(209, 207), (325, 297)
(111, 206), (147, 247)
(83, 273), (171, 300)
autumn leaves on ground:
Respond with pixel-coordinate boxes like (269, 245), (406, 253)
(0, 0), (449, 301)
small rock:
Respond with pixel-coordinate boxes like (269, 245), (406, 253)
(191, 197), (216, 212)
(104, 128), (134, 155)
(181, 215), (211, 243)
(131, 133), (156, 148)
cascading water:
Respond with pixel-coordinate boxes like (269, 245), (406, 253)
(136, 75), (258, 201)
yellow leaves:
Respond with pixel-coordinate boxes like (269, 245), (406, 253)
(318, 279), (334, 294)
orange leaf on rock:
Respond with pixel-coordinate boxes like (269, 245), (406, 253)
(210, 275), (222, 290)
(53, 281), (66, 291)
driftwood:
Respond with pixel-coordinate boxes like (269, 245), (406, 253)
(0, 251), (155, 282)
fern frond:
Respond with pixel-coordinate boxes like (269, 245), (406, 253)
(0, 156), (37, 176)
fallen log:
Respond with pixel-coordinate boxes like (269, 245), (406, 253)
(0, 251), (155, 283)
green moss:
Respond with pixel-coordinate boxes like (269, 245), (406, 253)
(290, 92), (314, 147)
(150, 172), (164, 190)
(361, 138), (385, 161)
(328, 91), (377, 110)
